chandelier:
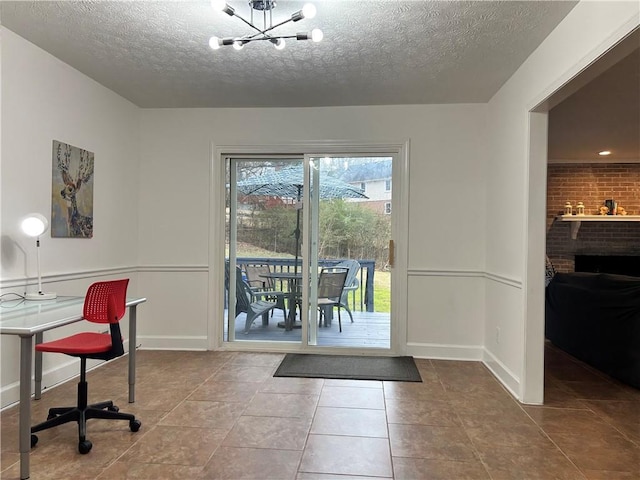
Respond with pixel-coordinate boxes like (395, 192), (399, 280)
(209, 0), (323, 51)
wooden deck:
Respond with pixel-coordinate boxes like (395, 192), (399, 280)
(224, 309), (390, 348)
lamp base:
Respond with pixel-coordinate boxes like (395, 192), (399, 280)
(25, 292), (57, 301)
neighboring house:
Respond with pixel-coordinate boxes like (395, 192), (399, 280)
(339, 159), (392, 215)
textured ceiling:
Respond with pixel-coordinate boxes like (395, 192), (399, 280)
(0, 0), (578, 108)
(2, 1), (637, 161)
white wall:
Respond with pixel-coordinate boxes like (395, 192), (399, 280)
(0, 28), (141, 407)
(484, 1), (639, 400)
(0, 25), (489, 407)
(138, 105), (488, 354)
(6, 0), (634, 409)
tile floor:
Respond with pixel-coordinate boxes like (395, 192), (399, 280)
(1, 342), (639, 479)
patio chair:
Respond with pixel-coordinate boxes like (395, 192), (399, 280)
(335, 259), (360, 323)
(225, 263), (278, 334)
(244, 263), (288, 320)
(317, 266), (349, 332)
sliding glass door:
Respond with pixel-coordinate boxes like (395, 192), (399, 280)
(224, 155), (392, 350)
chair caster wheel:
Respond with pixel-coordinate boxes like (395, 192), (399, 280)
(31, 434), (38, 448)
(129, 419), (141, 432)
(107, 405), (119, 413)
(78, 440), (92, 454)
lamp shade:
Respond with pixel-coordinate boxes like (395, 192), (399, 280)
(21, 214), (49, 238)
(21, 213), (56, 300)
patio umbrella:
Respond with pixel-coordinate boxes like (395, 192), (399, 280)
(235, 164), (368, 274)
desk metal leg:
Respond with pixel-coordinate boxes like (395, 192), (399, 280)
(128, 305), (137, 403)
(34, 332), (43, 400)
(19, 335), (33, 480)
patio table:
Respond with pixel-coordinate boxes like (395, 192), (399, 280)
(260, 272), (302, 331)
(260, 271), (339, 330)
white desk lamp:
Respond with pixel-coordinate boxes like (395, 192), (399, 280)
(21, 213), (57, 300)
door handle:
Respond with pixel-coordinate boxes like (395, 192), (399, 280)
(388, 240), (395, 268)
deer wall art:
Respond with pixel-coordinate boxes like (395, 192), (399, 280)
(51, 140), (94, 238)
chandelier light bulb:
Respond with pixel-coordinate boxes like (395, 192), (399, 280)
(211, 0), (226, 11)
(209, 1), (323, 49)
(302, 3), (316, 19)
(209, 36), (221, 50)
(311, 28), (323, 42)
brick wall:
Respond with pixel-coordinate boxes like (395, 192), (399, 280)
(546, 163), (640, 272)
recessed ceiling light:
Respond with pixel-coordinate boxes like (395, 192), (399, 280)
(598, 150), (612, 156)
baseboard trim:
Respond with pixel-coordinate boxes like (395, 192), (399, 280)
(405, 343), (522, 402)
(137, 335), (208, 351)
(406, 342), (484, 361)
(0, 356), (113, 410)
(482, 348), (521, 400)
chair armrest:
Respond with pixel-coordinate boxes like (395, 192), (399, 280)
(343, 278), (360, 292)
(251, 289), (287, 300)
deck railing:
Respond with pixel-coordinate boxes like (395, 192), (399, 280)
(233, 257), (375, 312)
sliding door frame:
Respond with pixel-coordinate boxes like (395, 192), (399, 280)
(209, 140), (410, 355)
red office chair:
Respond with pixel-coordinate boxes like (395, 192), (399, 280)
(30, 279), (141, 454)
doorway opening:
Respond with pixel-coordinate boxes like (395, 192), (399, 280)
(525, 29), (639, 403)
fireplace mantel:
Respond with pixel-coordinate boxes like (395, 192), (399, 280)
(559, 215), (640, 239)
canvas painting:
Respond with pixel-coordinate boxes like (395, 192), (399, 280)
(51, 140), (94, 238)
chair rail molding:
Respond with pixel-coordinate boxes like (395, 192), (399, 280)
(136, 265), (208, 273)
(407, 268), (523, 289)
(0, 266), (138, 289)
(1, 265), (209, 290)
(559, 215), (640, 240)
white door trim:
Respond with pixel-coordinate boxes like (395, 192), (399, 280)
(208, 140), (410, 355)
(521, 23), (639, 403)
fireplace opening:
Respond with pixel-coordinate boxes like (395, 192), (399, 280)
(575, 255), (640, 277)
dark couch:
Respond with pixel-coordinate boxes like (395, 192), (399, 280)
(545, 272), (640, 389)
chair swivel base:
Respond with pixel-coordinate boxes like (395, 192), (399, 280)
(31, 386), (141, 454)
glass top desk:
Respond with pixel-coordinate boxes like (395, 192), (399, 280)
(0, 295), (146, 480)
